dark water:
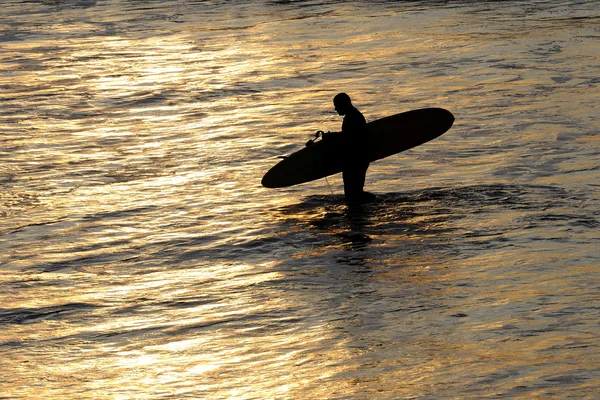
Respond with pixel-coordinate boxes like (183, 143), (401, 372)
(1, 0), (599, 398)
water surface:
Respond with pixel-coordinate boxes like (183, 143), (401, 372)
(1, 0), (599, 398)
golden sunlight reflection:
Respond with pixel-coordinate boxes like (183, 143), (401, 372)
(26, 262), (365, 399)
(2, 1), (599, 398)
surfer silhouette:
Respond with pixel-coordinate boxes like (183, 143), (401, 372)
(332, 93), (370, 202)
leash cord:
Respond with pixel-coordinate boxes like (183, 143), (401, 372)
(325, 176), (335, 196)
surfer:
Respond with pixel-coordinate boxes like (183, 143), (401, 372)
(332, 93), (370, 202)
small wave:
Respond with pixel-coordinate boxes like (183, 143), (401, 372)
(0, 302), (98, 325)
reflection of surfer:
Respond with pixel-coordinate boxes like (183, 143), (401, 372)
(332, 93), (369, 202)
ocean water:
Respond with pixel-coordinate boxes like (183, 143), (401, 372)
(1, 0), (599, 398)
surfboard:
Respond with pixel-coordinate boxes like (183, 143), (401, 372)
(261, 107), (454, 188)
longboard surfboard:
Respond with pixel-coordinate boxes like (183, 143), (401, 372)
(261, 107), (454, 188)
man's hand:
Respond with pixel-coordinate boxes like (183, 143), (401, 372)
(306, 130), (337, 146)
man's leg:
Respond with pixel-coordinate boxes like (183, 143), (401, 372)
(342, 166), (367, 201)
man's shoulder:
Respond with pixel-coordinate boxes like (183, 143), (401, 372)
(348, 107), (366, 123)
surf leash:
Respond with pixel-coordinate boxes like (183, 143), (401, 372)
(306, 130), (334, 195)
(305, 130), (324, 147)
(325, 177), (335, 196)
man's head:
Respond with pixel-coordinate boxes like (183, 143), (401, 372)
(333, 93), (352, 116)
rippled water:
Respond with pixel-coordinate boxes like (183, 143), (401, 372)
(1, 0), (599, 398)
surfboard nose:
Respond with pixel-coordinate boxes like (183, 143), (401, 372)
(426, 107), (454, 131)
(440, 107), (455, 129)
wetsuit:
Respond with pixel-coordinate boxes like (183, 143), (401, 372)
(341, 106), (369, 200)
